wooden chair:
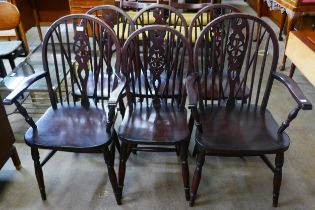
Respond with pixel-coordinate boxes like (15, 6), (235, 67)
(0, 1), (26, 77)
(87, 5), (135, 46)
(119, 0), (160, 21)
(117, 25), (193, 202)
(133, 4), (188, 37)
(168, 0), (211, 27)
(188, 5), (247, 157)
(188, 4), (240, 44)
(3, 14), (124, 204)
(187, 13), (312, 207)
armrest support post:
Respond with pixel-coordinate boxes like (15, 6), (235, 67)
(14, 100), (37, 130)
(189, 105), (202, 133)
(278, 105), (301, 133)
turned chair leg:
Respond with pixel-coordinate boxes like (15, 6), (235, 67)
(192, 144), (198, 157)
(273, 152), (284, 207)
(289, 64), (296, 78)
(118, 142), (130, 200)
(8, 56), (16, 70)
(175, 145), (180, 156)
(103, 146), (121, 205)
(112, 130), (121, 154)
(190, 149), (206, 207)
(31, 147), (46, 200)
(180, 142), (190, 201)
(278, 12), (287, 41)
(11, 146), (21, 170)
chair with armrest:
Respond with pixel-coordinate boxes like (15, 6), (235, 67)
(3, 14), (125, 204)
(0, 1), (26, 77)
(187, 13), (312, 207)
(188, 5), (249, 157)
(117, 25), (194, 202)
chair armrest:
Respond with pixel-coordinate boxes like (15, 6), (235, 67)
(272, 72), (312, 133)
(108, 73), (126, 108)
(186, 72), (199, 109)
(272, 72), (312, 110)
(106, 73), (126, 133)
(186, 72), (203, 132)
(3, 72), (47, 105)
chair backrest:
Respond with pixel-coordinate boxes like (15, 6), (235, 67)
(0, 1), (20, 30)
(122, 25), (193, 109)
(133, 4), (188, 37)
(194, 13), (279, 111)
(42, 14), (121, 110)
(168, 0), (211, 28)
(87, 5), (135, 46)
(189, 4), (240, 43)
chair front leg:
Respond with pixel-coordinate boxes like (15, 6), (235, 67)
(273, 152), (284, 207)
(31, 146), (46, 200)
(190, 148), (206, 207)
(103, 146), (121, 205)
(11, 146), (21, 170)
(180, 141), (190, 201)
(118, 142), (130, 200)
(112, 130), (121, 155)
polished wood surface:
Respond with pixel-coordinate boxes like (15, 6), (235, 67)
(286, 30), (315, 81)
(87, 5), (135, 45)
(70, 0), (114, 13)
(0, 1), (20, 30)
(0, 1), (25, 77)
(117, 25), (193, 202)
(188, 13), (312, 207)
(0, 95), (21, 170)
(4, 14), (124, 204)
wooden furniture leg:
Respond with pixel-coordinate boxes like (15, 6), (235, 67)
(279, 12), (287, 41)
(280, 15), (298, 71)
(0, 59), (7, 77)
(103, 146), (121, 205)
(189, 149), (206, 207)
(273, 152), (284, 207)
(31, 146), (47, 200)
(289, 63), (296, 78)
(11, 146), (21, 170)
(118, 142), (130, 199)
(30, 0), (43, 41)
(180, 142), (190, 201)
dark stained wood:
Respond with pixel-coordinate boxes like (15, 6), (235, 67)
(0, 95), (21, 171)
(4, 14), (124, 204)
(119, 105), (189, 144)
(87, 5), (135, 45)
(187, 13), (312, 207)
(133, 4), (188, 36)
(117, 25), (193, 202)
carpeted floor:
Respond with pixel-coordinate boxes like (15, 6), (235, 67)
(1, 1), (315, 209)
